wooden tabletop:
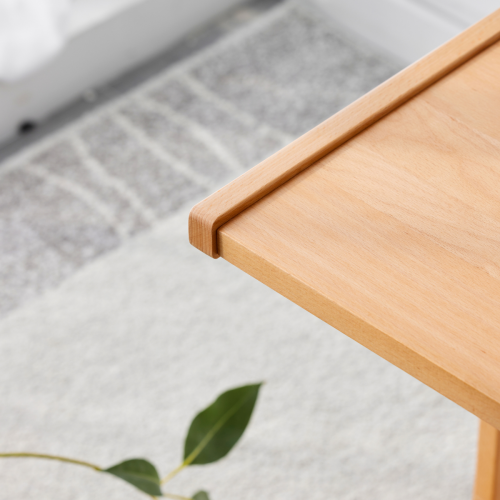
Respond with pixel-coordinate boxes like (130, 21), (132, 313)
(190, 10), (500, 429)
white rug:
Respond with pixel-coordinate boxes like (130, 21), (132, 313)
(0, 2), (477, 499)
(0, 206), (477, 499)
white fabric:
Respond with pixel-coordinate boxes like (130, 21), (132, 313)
(0, 0), (71, 82)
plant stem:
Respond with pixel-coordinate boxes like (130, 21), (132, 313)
(163, 492), (193, 500)
(1, 454), (193, 500)
(0, 452), (102, 471)
(161, 461), (186, 485)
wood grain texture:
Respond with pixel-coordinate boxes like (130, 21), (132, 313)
(474, 421), (500, 500)
(189, 7), (500, 258)
(217, 39), (500, 428)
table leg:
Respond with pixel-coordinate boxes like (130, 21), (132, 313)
(474, 420), (500, 500)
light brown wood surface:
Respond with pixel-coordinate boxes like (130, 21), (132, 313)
(217, 39), (500, 429)
(474, 421), (500, 500)
(189, 8), (500, 258)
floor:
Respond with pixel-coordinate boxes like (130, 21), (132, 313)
(0, 1), (478, 499)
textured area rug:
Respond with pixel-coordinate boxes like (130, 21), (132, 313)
(0, 2), (477, 499)
(0, 0), (398, 317)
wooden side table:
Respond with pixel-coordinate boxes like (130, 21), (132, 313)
(189, 9), (500, 499)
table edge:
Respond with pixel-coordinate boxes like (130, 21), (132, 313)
(218, 228), (500, 429)
(189, 7), (500, 258)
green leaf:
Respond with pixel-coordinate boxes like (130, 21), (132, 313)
(104, 458), (162, 496)
(192, 491), (211, 500)
(184, 383), (262, 465)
